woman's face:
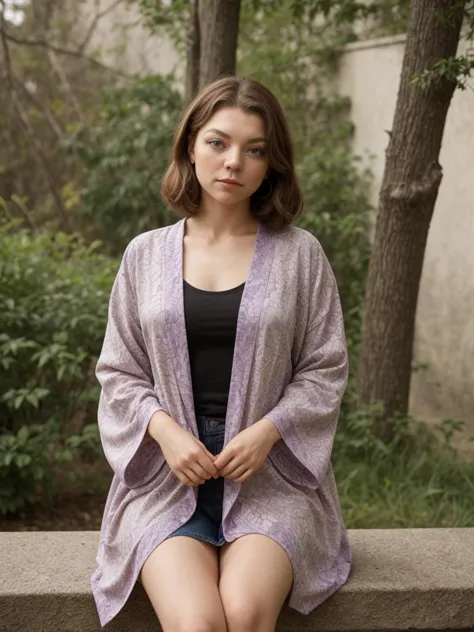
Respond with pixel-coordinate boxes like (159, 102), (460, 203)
(189, 107), (269, 210)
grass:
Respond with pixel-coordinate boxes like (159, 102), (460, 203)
(333, 406), (474, 528)
(336, 455), (474, 528)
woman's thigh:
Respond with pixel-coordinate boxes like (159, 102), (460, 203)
(219, 534), (294, 632)
(140, 535), (227, 632)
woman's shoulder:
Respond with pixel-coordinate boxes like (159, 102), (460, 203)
(127, 223), (175, 253)
(117, 224), (178, 275)
(121, 223), (182, 265)
(276, 224), (324, 258)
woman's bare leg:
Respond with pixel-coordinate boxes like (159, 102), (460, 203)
(140, 536), (227, 632)
(218, 534), (293, 632)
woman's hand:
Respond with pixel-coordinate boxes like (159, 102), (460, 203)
(214, 418), (281, 484)
(148, 412), (219, 487)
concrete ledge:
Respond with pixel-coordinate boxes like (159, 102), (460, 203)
(1, 529), (473, 631)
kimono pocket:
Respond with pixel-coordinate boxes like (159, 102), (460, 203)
(267, 453), (310, 494)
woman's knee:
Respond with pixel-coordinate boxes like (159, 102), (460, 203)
(172, 616), (226, 632)
(159, 598), (227, 632)
(220, 592), (265, 632)
(140, 536), (226, 632)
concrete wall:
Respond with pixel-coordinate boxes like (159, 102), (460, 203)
(73, 7), (474, 432)
(336, 35), (474, 430)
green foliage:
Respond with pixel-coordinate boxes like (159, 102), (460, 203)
(334, 402), (474, 528)
(0, 422), (58, 515)
(411, 56), (474, 91)
(126, 0), (190, 51)
(287, 0), (411, 34)
(63, 75), (183, 254)
(298, 149), (372, 368)
(0, 219), (116, 514)
(239, 3), (351, 154)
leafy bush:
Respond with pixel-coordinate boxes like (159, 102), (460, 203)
(0, 422), (58, 515)
(0, 219), (116, 514)
(298, 147), (372, 369)
(64, 74), (183, 254)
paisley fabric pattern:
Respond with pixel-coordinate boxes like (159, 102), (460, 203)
(91, 218), (352, 626)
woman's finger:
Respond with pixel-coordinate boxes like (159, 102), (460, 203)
(203, 445), (218, 462)
(196, 450), (219, 478)
(233, 469), (253, 484)
(183, 467), (204, 486)
(189, 461), (211, 481)
(224, 463), (248, 480)
(176, 471), (196, 487)
(214, 446), (235, 471)
(219, 456), (243, 477)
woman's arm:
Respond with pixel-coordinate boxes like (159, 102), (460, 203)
(263, 238), (349, 489)
(96, 239), (166, 488)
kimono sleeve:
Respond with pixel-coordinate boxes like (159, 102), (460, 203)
(264, 240), (348, 490)
(95, 239), (166, 489)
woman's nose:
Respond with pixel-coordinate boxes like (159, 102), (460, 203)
(224, 148), (242, 171)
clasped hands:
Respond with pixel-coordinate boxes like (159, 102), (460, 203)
(150, 412), (281, 487)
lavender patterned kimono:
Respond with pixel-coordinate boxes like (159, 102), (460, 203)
(91, 218), (352, 626)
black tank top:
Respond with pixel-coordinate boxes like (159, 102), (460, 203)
(183, 279), (245, 419)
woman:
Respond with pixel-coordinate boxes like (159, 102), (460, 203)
(91, 76), (352, 631)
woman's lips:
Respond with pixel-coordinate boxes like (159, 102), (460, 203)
(218, 179), (243, 188)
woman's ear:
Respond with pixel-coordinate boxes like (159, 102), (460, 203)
(188, 140), (195, 165)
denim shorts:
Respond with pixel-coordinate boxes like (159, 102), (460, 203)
(166, 415), (226, 546)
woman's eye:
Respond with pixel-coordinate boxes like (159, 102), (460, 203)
(248, 147), (264, 156)
(208, 139), (224, 149)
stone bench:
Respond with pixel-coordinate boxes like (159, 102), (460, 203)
(1, 528), (473, 631)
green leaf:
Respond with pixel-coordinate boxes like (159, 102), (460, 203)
(57, 364), (67, 381)
(25, 393), (39, 408)
(37, 351), (52, 368)
(35, 388), (51, 400)
(14, 394), (25, 410)
(14, 454), (32, 468)
(17, 426), (29, 442)
(0, 357), (15, 370)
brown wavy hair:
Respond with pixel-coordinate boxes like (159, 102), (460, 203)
(161, 76), (304, 229)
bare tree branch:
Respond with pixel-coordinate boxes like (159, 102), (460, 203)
(41, 0), (58, 34)
(0, 4), (72, 232)
(78, 0), (124, 55)
(0, 27), (131, 78)
(15, 77), (64, 140)
(11, 193), (37, 231)
(47, 47), (86, 123)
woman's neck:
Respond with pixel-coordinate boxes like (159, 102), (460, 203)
(188, 201), (258, 239)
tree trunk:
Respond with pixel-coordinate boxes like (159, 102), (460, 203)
(198, 0), (241, 88)
(356, 0), (465, 439)
(185, 0), (200, 101)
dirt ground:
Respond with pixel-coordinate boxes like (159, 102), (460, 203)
(0, 461), (110, 532)
(0, 490), (106, 531)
